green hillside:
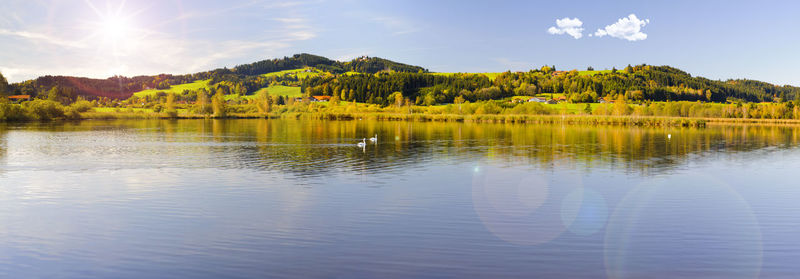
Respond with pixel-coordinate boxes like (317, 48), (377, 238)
(431, 72), (502, 81)
(132, 79), (211, 97)
(253, 85), (303, 97)
(262, 68), (327, 79)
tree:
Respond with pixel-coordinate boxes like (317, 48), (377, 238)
(454, 95), (465, 105)
(330, 91), (340, 104)
(587, 66), (594, 71)
(47, 86), (60, 102)
(256, 89), (270, 114)
(423, 94), (436, 106)
(195, 88), (212, 115)
(270, 95), (280, 108)
(165, 92), (178, 117)
(0, 72), (8, 97)
(388, 91), (404, 107)
(166, 93), (176, 110)
(454, 95), (466, 113)
(212, 91), (227, 117)
(613, 95), (631, 115)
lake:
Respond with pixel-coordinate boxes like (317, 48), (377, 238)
(1, 119), (800, 278)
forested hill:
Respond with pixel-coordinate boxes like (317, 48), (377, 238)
(4, 53), (427, 100)
(299, 64), (800, 105)
(231, 53), (428, 75)
(3, 54), (799, 105)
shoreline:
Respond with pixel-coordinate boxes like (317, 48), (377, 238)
(5, 111), (711, 127)
(12, 110), (800, 127)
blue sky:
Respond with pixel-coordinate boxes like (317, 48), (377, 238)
(1, 0), (799, 85)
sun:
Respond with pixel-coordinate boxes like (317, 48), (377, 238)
(79, 0), (149, 76)
(100, 16), (131, 42)
(82, 0), (142, 47)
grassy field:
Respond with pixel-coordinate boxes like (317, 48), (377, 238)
(262, 68), (327, 79)
(432, 70), (611, 80)
(431, 72), (503, 81)
(250, 85), (303, 98)
(550, 103), (602, 114)
(221, 85), (304, 101)
(94, 107), (157, 113)
(127, 68), (319, 99)
(503, 99), (601, 114)
(132, 79), (211, 98)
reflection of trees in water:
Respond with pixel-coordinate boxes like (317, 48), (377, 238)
(0, 124), (7, 171)
(7, 120), (800, 176)
(195, 120), (800, 177)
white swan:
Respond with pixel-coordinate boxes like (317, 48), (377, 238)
(667, 134), (672, 140)
(357, 138), (366, 147)
(369, 134), (377, 142)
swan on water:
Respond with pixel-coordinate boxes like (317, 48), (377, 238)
(357, 138), (366, 147)
(369, 134), (377, 142)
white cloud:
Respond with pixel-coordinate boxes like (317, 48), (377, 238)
(270, 17), (317, 40)
(592, 14), (650, 41)
(547, 17), (584, 39)
(371, 16), (418, 35)
(273, 17), (305, 23)
(0, 28), (87, 48)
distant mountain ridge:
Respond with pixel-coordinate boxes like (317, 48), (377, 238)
(3, 53), (798, 104)
(5, 53), (427, 99)
(231, 53), (428, 75)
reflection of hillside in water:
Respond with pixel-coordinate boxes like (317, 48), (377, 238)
(0, 125), (6, 174)
(3, 120), (800, 176)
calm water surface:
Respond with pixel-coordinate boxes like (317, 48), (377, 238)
(2, 119), (800, 278)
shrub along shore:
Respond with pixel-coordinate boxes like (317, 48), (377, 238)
(13, 97), (800, 128)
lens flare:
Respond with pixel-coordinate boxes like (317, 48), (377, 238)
(604, 174), (762, 279)
(472, 164), (583, 246)
(561, 188), (608, 236)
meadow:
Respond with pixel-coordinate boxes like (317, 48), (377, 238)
(261, 67), (327, 79)
(132, 79), (211, 97)
(253, 85), (303, 98)
(432, 69), (613, 81)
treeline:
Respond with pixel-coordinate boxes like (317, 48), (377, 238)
(231, 53), (427, 75)
(300, 64), (800, 106)
(0, 98), (93, 121)
(5, 53), (427, 101)
(302, 72), (495, 105)
(10, 73), (206, 100)
(6, 54), (800, 108)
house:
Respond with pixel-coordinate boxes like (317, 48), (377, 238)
(310, 96), (331, 102)
(598, 97), (615, 104)
(556, 96), (567, 102)
(528, 97), (547, 103)
(546, 99), (558, 104)
(7, 95), (31, 103)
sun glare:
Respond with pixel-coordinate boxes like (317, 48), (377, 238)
(100, 17), (131, 42)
